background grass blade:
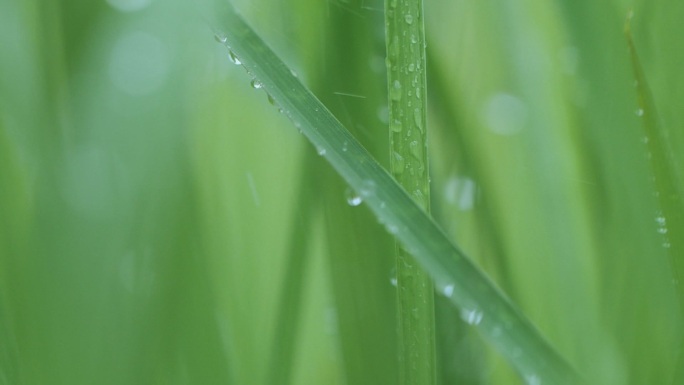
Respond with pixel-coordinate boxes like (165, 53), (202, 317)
(625, 12), (684, 384)
(313, 4), (399, 384)
(210, 2), (579, 383)
(384, 0), (436, 383)
(264, 152), (320, 385)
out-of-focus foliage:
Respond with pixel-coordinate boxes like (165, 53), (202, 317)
(0, 0), (682, 384)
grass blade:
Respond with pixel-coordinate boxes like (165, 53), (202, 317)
(209, 2), (580, 383)
(384, 0), (436, 384)
(625, 11), (684, 384)
(264, 152), (320, 385)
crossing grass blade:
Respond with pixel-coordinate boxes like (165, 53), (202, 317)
(208, 2), (580, 383)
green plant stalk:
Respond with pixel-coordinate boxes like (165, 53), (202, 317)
(209, 2), (579, 383)
(625, 12), (684, 291)
(625, 11), (684, 384)
(265, 152), (320, 385)
(385, 0), (436, 384)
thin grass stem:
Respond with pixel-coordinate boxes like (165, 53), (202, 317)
(384, 0), (436, 384)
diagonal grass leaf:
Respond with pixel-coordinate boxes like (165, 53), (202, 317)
(208, 2), (580, 383)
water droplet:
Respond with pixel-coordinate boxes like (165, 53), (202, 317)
(392, 152), (405, 175)
(227, 50), (241, 65)
(390, 80), (402, 101)
(388, 36), (399, 61)
(413, 108), (423, 132)
(267, 93), (277, 106)
(391, 119), (403, 133)
(359, 180), (376, 198)
(411, 34), (418, 44)
(342, 141), (349, 152)
(386, 223), (399, 235)
(408, 63), (415, 72)
(214, 33), (227, 44)
(658, 227), (668, 234)
(412, 189), (427, 207)
(404, 14), (414, 24)
(656, 215), (667, 226)
(460, 308), (483, 325)
(636, 108), (644, 117)
(663, 242), (672, 249)
(290, 68), (299, 78)
(316, 146), (327, 156)
(345, 188), (363, 206)
(442, 284), (454, 297)
(409, 140), (422, 160)
(250, 79), (263, 89)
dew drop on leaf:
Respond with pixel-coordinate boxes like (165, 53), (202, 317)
(250, 79), (263, 89)
(228, 51), (241, 65)
(460, 308), (483, 325)
(345, 188), (363, 206)
(214, 34), (227, 44)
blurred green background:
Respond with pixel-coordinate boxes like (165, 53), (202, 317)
(1, 0), (683, 384)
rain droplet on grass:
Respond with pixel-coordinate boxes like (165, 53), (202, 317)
(345, 188), (363, 206)
(409, 140), (422, 160)
(316, 146), (327, 156)
(460, 308), (483, 325)
(391, 119), (403, 133)
(250, 79), (263, 89)
(413, 108), (423, 132)
(392, 152), (405, 175)
(390, 80), (402, 101)
(228, 51), (241, 65)
(404, 14), (414, 24)
(214, 33), (228, 44)
(359, 180), (376, 198)
(442, 284), (454, 297)
(636, 108), (644, 116)
(412, 189), (427, 207)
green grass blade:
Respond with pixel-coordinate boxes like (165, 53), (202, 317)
(625, 11), (684, 384)
(265, 152), (320, 385)
(625, 11), (684, 293)
(385, 0), (436, 384)
(209, 2), (580, 383)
